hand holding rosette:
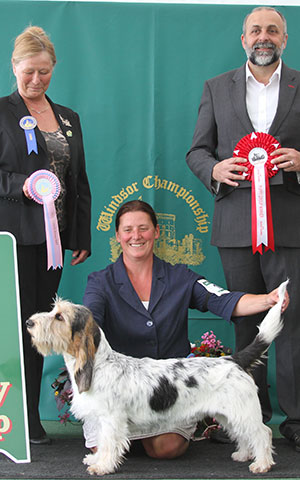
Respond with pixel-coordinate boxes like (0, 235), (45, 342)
(27, 169), (63, 270)
(233, 132), (281, 254)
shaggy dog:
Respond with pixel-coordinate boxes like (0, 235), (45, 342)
(26, 280), (288, 476)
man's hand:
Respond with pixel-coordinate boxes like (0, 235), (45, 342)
(212, 157), (248, 186)
(271, 148), (300, 171)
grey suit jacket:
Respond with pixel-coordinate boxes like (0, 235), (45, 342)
(186, 63), (300, 248)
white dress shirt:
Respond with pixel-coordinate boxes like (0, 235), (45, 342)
(246, 60), (281, 133)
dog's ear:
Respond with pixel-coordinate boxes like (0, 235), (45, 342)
(74, 361), (93, 394)
(69, 306), (100, 393)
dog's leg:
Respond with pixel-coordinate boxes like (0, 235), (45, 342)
(231, 438), (252, 463)
(248, 424), (274, 474)
(83, 416), (130, 476)
(214, 382), (274, 473)
(214, 415), (252, 462)
(229, 418), (274, 472)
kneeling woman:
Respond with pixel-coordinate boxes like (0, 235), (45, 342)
(83, 200), (288, 458)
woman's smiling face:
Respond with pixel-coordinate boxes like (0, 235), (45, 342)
(116, 211), (159, 261)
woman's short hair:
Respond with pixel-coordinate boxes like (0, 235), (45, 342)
(12, 26), (56, 66)
(115, 200), (158, 231)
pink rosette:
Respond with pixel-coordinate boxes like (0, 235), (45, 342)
(28, 170), (63, 270)
(233, 132), (281, 254)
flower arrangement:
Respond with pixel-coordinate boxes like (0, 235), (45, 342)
(189, 330), (232, 358)
(51, 368), (73, 425)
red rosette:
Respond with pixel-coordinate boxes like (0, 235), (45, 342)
(233, 132), (281, 181)
(232, 132), (281, 255)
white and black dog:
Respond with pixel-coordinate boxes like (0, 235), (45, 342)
(26, 280), (288, 476)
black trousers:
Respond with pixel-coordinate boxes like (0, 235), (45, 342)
(17, 242), (64, 438)
(218, 246), (300, 439)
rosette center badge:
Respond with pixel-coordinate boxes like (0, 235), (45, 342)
(35, 178), (55, 197)
(248, 147), (268, 166)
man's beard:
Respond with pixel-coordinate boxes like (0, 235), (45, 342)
(244, 41), (284, 66)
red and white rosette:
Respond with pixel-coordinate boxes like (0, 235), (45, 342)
(28, 169), (63, 270)
(233, 132), (281, 254)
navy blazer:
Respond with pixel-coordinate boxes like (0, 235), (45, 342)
(83, 255), (244, 359)
(0, 90), (91, 251)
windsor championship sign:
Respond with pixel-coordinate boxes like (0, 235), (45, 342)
(0, 232), (30, 463)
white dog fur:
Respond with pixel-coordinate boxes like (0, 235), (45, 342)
(26, 280), (288, 476)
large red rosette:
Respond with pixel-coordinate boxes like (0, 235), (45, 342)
(233, 132), (281, 254)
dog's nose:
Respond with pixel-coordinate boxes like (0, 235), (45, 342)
(26, 319), (34, 328)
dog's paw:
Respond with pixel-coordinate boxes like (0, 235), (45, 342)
(83, 453), (94, 466)
(249, 460), (273, 474)
(232, 450), (251, 462)
(87, 463), (115, 476)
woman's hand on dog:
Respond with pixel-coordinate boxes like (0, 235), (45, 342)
(232, 287), (289, 317)
(266, 287), (289, 312)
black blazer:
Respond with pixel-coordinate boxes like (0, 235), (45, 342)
(186, 63), (300, 247)
(0, 90), (91, 251)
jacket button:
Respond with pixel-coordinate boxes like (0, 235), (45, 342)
(146, 320), (153, 327)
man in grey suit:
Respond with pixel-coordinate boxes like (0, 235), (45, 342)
(186, 6), (300, 452)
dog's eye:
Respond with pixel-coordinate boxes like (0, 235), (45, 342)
(55, 313), (63, 321)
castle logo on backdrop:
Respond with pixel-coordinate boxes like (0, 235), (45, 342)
(96, 175), (210, 266)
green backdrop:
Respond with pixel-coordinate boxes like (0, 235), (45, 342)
(0, 1), (297, 423)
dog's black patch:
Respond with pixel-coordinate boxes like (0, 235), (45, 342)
(185, 375), (198, 388)
(149, 376), (178, 412)
(71, 306), (92, 338)
(92, 323), (101, 349)
(231, 338), (269, 373)
(171, 361), (187, 381)
(172, 361), (185, 371)
(75, 360), (93, 393)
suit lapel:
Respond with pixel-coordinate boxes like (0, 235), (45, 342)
(269, 64), (298, 136)
(8, 91), (48, 155)
(148, 256), (166, 313)
(229, 65), (254, 133)
(8, 91), (78, 160)
(49, 100), (77, 164)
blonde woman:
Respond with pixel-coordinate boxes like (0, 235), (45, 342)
(0, 26), (91, 444)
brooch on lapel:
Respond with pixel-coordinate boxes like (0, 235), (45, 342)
(59, 114), (72, 128)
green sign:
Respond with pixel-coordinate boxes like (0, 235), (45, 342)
(0, 233), (30, 463)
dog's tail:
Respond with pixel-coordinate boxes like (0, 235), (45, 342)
(231, 279), (288, 373)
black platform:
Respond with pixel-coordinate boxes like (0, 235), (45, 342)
(1, 422), (299, 479)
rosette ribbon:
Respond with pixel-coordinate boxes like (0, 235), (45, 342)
(233, 132), (280, 254)
(28, 170), (63, 270)
(19, 116), (38, 155)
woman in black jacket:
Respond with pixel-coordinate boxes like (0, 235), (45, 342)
(1, 26), (91, 444)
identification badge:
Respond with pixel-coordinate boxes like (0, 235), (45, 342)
(198, 279), (229, 296)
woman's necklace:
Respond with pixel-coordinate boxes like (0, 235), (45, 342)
(29, 105), (50, 114)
